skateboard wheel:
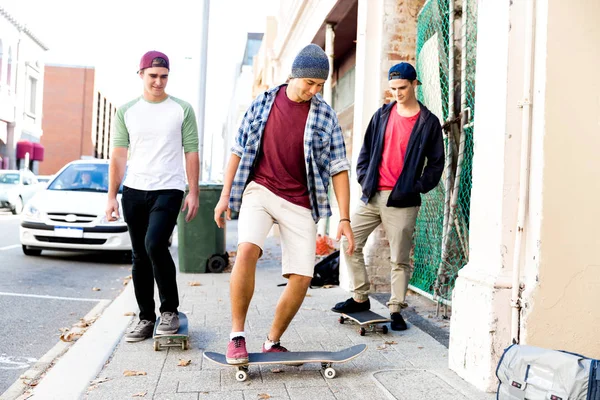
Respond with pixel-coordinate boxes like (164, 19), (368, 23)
(338, 316), (345, 324)
(381, 325), (388, 334)
(181, 341), (187, 350)
(359, 327), (366, 336)
(153, 341), (161, 351)
(236, 370), (248, 382)
(324, 367), (336, 379)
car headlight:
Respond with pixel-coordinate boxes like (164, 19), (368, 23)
(23, 204), (43, 220)
(99, 215), (125, 224)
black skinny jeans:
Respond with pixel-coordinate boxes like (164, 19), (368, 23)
(122, 186), (183, 322)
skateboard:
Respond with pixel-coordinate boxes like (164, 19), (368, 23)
(152, 312), (189, 351)
(337, 310), (391, 336)
(203, 343), (367, 382)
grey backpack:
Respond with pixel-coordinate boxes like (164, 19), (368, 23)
(496, 344), (599, 400)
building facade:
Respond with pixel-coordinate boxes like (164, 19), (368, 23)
(0, 6), (48, 172)
(40, 64), (116, 175)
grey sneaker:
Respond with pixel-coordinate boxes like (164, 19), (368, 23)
(156, 312), (180, 335)
(125, 320), (154, 342)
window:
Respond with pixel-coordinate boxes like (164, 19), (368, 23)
(27, 76), (37, 115)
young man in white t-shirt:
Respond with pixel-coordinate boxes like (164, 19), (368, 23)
(106, 51), (200, 342)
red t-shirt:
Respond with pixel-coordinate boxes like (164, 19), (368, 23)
(378, 104), (420, 190)
(252, 86), (311, 209)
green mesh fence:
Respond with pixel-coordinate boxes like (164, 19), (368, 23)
(410, 0), (478, 302)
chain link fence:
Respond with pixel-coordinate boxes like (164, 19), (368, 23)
(410, 0), (478, 306)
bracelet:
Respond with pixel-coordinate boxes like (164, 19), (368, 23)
(339, 218), (351, 224)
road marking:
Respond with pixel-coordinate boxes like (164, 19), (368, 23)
(0, 355), (38, 371)
(0, 244), (20, 251)
(0, 292), (110, 302)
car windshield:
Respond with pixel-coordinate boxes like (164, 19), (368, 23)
(0, 173), (20, 185)
(48, 163), (121, 193)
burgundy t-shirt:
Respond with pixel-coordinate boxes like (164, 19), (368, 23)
(252, 86), (311, 209)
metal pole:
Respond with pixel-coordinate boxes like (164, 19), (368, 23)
(197, 0), (210, 181)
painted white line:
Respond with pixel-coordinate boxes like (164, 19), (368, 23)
(0, 292), (109, 303)
(0, 244), (20, 251)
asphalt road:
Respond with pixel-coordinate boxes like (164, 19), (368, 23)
(0, 212), (132, 395)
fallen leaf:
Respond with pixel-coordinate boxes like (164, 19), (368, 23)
(123, 275), (132, 285)
(123, 370), (147, 377)
(187, 281), (201, 286)
(178, 359), (191, 367)
(305, 294), (312, 297)
(376, 345), (387, 350)
(74, 319), (92, 328)
(385, 341), (397, 345)
(59, 327), (70, 333)
(124, 312), (136, 316)
(90, 377), (110, 385)
(60, 332), (83, 342)
(417, 346), (424, 349)
(270, 368), (283, 374)
(258, 394), (271, 399)
(92, 287), (101, 291)
(132, 391), (147, 397)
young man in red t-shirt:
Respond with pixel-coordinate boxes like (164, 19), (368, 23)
(214, 44), (355, 364)
(332, 62), (445, 331)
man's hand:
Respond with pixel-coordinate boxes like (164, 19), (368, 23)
(337, 220), (355, 255)
(214, 196), (231, 228)
(105, 198), (120, 221)
(181, 191), (199, 222)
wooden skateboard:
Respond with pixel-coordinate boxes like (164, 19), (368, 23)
(337, 310), (391, 336)
(203, 344), (367, 382)
(152, 312), (189, 351)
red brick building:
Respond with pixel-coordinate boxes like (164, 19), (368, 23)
(40, 64), (116, 175)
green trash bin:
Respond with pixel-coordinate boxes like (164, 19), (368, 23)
(177, 182), (228, 273)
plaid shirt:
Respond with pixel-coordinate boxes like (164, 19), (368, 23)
(229, 85), (350, 223)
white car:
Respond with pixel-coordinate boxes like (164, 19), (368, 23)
(0, 169), (41, 214)
(19, 159), (132, 257)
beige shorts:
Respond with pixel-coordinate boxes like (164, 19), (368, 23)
(237, 181), (316, 278)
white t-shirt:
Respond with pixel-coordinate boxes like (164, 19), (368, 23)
(112, 95), (198, 192)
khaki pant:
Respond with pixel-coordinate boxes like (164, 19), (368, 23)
(342, 191), (419, 313)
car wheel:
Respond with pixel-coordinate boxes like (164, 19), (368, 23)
(22, 245), (42, 256)
(11, 197), (24, 215)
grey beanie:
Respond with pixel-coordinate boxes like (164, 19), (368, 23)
(290, 44), (329, 80)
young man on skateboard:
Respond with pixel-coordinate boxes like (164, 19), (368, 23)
(106, 51), (200, 342)
(214, 44), (355, 364)
(332, 62), (444, 331)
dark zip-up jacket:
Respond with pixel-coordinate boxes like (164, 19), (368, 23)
(356, 101), (444, 207)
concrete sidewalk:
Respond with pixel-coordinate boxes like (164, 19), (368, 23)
(31, 220), (494, 400)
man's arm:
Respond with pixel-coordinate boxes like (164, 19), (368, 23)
(180, 101), (200, 222)
(181, 151), (200, 222)
(106, 147), (128, 221)
(415, 120), (445, 193)
(332, 171), (355, 255)
(213, 153), (241, 228)
(356, 113), (377, 184)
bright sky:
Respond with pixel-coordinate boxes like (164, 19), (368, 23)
(2, 0), (276, 176)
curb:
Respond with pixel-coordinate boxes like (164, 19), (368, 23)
(26, 283), (137, 400)
(1, 300), (110, 400)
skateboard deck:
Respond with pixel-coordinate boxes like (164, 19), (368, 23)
(152, 312), (189, 351)
(338, 310), (391, 336)
(204, 343), (367, 381)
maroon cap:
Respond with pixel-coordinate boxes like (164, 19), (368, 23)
(138, 51), (170, 72)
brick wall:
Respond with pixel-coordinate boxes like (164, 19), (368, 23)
(40, 65), (95, 174)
